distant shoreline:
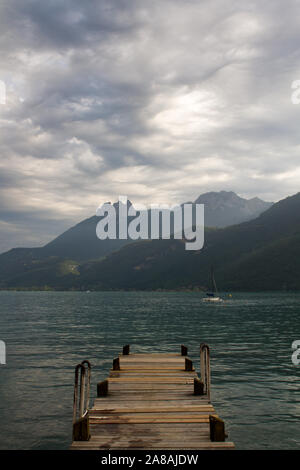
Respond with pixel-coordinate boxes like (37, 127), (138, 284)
(0, 288), (297, 293)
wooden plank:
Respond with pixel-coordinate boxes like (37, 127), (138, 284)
(119, 358), (185, 362)
(94, 399), (211, 407)
(89, 418), (210, 424)
(89, 433), (211, 440)
(94, 401), (211, 408)
(108, 377), (194, 383)
(110, 371), (197, 376)
(89, 423), (210, 431)
(73, 436), (212, 446)
(90, 412), (214, 417)
(108, 376), (197, 380)
(119, 356), (183, 359)
(109, 371), (197, 376)
(108, 384), (194, 390)
(95, 393), (209, 400)
(112, 365), (190, 370)
(70, 348), (234, 450)
(91, 406), (215, 413)
(119, 363), (186, 367)
(89, 408), (213, 416)
(118, 362), (185, 368)
(71, 440), (235, 450)
(119, 353), (182, 357)
(108, 381), (194, 387)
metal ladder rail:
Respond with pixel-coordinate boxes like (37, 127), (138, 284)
(199, 343), (227, 442)
(72, 360), (91, 441)
(200, 343), (211, 401)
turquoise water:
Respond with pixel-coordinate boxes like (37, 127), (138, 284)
(0, 291), (299, 450)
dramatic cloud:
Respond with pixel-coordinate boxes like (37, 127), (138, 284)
(1, 0), (300, 252)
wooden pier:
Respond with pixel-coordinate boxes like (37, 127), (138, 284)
(70, 345), (235, 450)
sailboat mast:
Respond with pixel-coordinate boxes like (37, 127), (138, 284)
(211, 266), (218, 294)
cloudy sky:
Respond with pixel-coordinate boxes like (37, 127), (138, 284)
(1, 0), (300, 253)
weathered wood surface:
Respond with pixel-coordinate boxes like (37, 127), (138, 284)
(71, 350), (234, 450)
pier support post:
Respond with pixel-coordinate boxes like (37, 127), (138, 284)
(210, 415), (225, 442)
(181, 345), (188, 356)
(73, 414), (90, 441)
(97, 379), (108, 397)
(194, 377), (204, 395)
(123, 344), (130, 355)
(113, 357), (120, 370)
(185, 358), (193, 371)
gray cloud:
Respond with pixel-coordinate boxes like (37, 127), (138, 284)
(1, 0), (300, 252)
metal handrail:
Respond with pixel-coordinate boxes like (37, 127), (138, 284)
(200, 343), (210, 400)
(73, 360), (91, 424)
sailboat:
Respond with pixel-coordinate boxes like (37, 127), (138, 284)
(202, 266), (223, 302)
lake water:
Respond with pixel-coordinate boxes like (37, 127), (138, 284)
(0, 291), (299, 450)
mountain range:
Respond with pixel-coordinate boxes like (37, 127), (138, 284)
(194, 191), (272, 227)
(4, 189), (298, 291)
(67, 191), (300, 292)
